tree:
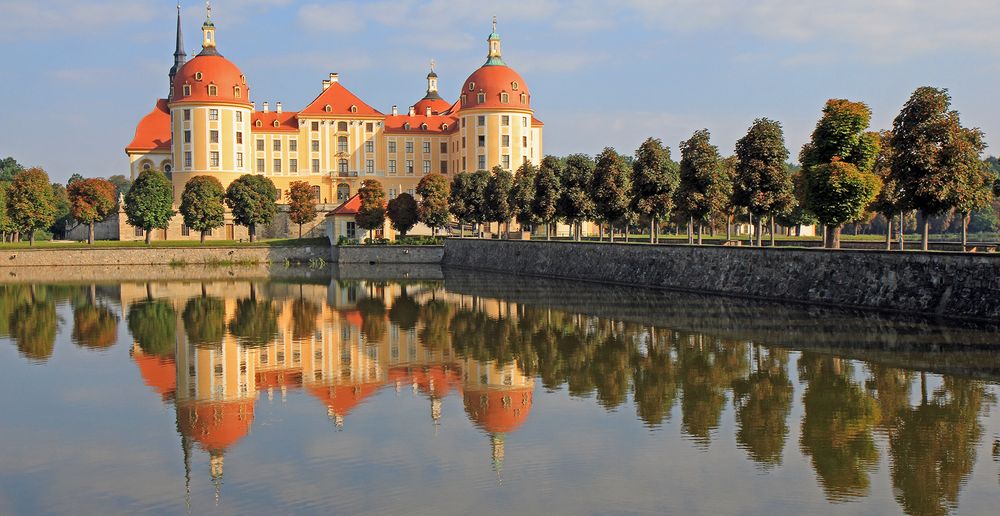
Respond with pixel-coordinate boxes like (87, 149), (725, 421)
(449, 172), (474, 235)
(416, 173), (451, 235)
(386, 192), (419, 237)
(890, 87), (989, 250)
(450, 171), (488, 236)
(50, 183), (71, 240)
(675, 130), (725, 244)
(182, 295), (225, 348)
(733, 119), (793, 246)
(10, 298), (58, 361)
(800, 100), (882, 248)
(484, 166), (513, 237)
(287, 180), (318, 238)
(468, 169), (491, 235)
(869, 131), (906, 250)
(7, 168), (57, 245)
(224, 174), (277, 242)
(948, 138), (993, 249)
(107, 174), (132, 197)
(632, 138), (680, 243)
(67, 173), (85, 186)
(0, 183), (14, 241)
(355, 179), (386, 240)
(68, 178), (117, 244)
(533, 156), (562, 240)
(127, 299), (176, 357)
(556, 154), (596, 240)
(124, 169), (175, 245)
(509, 162), (538, 231)
(592, 148), (633, 242)
(178, 176), (225, 243)
(0, 157), (23, 182)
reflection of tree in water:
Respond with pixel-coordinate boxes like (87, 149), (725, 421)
(72, 304), (118, 349)
(632, 334), (677, 427)
(0, 284), (32, 338)
(182, 296), (225, 348)
(11, 299), (59, 361)
(677, 333), (747, 446)
(356, 297), (386, 343)
(798, 353), (880, 501)
(290, 298), (319, 341)
(731, 347), (792, 468)
(889, 377), (990, 516)
(418, 298), (453, 351)
(450, 308), (513, 365)
(389, 286), (420, 331)
(228, 297), (278, 346)
(127, 299), (177, 358)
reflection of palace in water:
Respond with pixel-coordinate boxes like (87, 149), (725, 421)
(126, 280), (534, 488)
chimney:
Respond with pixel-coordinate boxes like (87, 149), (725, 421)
(425, 106), (432, 116)
(262, 101), (269, 113)
(276, 102), (283, 114)
(408, 106), (416, 116)
(391, 105), (398, 116)
(329, 72), (339, 83)
(252, 102), (257, 111)
(322, 80), (331, 91)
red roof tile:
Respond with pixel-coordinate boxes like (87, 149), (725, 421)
(383, 114), (458, 134)
(301, 81), (382, 116)
(331, 193), (362, 216)
(251, 111), (299, 132)
(126, 99), (172, 153)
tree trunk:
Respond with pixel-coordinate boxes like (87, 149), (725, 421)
(200, 230), (206, 243)
(145, 229), (151, 245)
(88, 222), (95, 245)
(250, 223), (257, 243)
(624, 224), (629, 243)
(545, 222), (550, 241)
(649, 218), (655, 243)
(609, 223), (615, 243)
(687, 217), (694, 245)
(899, 211), (906, 251)
(754, 218), (762, 246)
(821, 225), (827, 247)
(920, 211), (929, 251)
(726, 215), (731, 242)
(299, 223), (303, 239)
(29, 230), (35, 247)
(885, 215), (894, 251)
(769, 217), (776, 247)
(962, 212), (969, 251)
(825, 225), (842, 249)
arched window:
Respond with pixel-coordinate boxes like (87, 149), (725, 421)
(312, 186), (321, 201)
(337, 183), (350, 201)
(324, 105), (332, 113)
(520, 93), (527, 104)
(500, 92), (509, 103)
(350, 105), (358, 113)
(208, 84), (218, 96)
(477, 93), (485, 104)
(442, 123), (449, 131)
(420, 123), (427, 130)
(234, 86), (242, 98)
(273, 120), (280, 128)
(141, 161), (152, 171)
(403, 122), (410, 130)
(461, 94), (467, 106)
(338, 121), (348, 131)
(256, 120), (262, 127)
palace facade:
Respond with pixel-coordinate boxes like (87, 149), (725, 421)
(119, 4), (542, 241)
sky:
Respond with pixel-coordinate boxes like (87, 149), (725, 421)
(2, 0), (1000, 183)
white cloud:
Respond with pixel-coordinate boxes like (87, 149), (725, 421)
(0, 0), (154, 38)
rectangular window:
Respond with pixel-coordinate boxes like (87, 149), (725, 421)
(366, 122), (374, 132)
(311, 121), (319, 131)
(477, 115), (486, 126)
(389, 188), (396, 199)
(273, 159), (282, 173)
(236, 111), (243, 122)
(181, 224), (190, 236)
(523, 135), (528, 147)
(257, 159), (265, 172)
(236, 131), (243, 145)
(183, 109), (191, 121)
(440, 142), (448, 154)
(478, 155), (486, 170)
(184, 152), (192, 167)
(236, 152), (243, 168)
(338, 137), (348, 153)
(423, 160), (431, 174)
(502, 154), (510, 169)
(388, 140), (397, 153)
(210, 130), (219, 144)
(210, 151), (220, 167)
(339, 159), (348, 174)
(346, 222), (356, 239)
(312, 159), (320, 173)
(365, 140), (374, 153)
(134, 227), (144, 237)
(523, 117), (528, 127)
(184, 130), (191, 144)
(478, 135), (485, 147)
(440, 160), (448, 174)
(366, 159), (374, 174)
(389, 160), (397, 175)
(422, 141), (431, 153)
(311, 140), (320, 152)
(406, 160), (414, 175)
(289, 139), (297, 152)
(256, 139), (265, 152)
(209, 109), (219, 121)
(405, 141), (414, 153)
(289, 159), (297, 173)
(463, 156), (467, 171)
(502, 115), (510, 126)
(461, 137), (466, 149)
(502, 135), (510, 147)
(273, 140), (281, 152)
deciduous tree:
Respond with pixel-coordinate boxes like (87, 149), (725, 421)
(8, 168), (58, 246)
(556, 154), (596, 240)
(533, 156), (562, 240)
(416, 173), (450, 235)
(125, 169), (175, 245)
(287, 180), (318, 238)
(509, 162), (538, 231)
(224, 174), (277, 242)
(0, 157), (23, 182)
(179, 176), (225, 243)
(592, 148), (633, 242)
(633, 138), (680, 243)
(484, 166), (513, 237)
(733, 119), (793, 246)
(387, 192), (419, 236)
(355, 179), (386, 240)
(68, 177), (118, 244)
(675, 130), (725, 244)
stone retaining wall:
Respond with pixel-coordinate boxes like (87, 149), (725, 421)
(442, 239), (1000, 320)
(332, 245), (444, 264)
(0, 245), (328, 268)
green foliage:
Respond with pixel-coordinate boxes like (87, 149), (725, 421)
(416, 173), (451, 231)
(509, 162), (539, 226)
(10, 300), (58, 361)
(356, 296), (386, 342)
(68, 178), (118, 225)
(592, 148), (633, 225)
(107, 174), (132, 197)
(733, 118), (793, 218)
(67, 173), (85, 186)
(124, 169), (176, 237)
(484, 165), (514, 225)
(533, 156), (562, 226)
(0, 182), (15, 235)
(50, 182), (71, 237)
(182, 296), (225, 348)
(386, 192), (419, 236)
(290, 298), (319, 340)
(8, 168), (58, 241)
(388, 288), (420, 330)
(355, 179), (386, 233)
(869, 131), (905, 218)
(803, 160), (882, 227)
(127, 299), (176, 357)
(800, 100), (879, 173)
(72, 304), (118, 349)
(180, 176), (225, 240)
(449, 171), (488, 226)
(0, 157), (23, 182)
(556, 154), (596, 224)
(225, 174), (278, 241)
(228, 297), (278, 346)
(675, 129), (726, 222)
(632, 138), (680, 223)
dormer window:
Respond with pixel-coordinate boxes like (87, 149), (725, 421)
(420, 123), (428, 131)
(240, 74), (246, 84)
(350, 105), (358, 113)
(461, 94), (467, 106)
(468, 82), (475, 91)
(324, 105), (332, 113)
(512, 81), (519, 91)
(403, 122), (410, 130)
(520, 93), (527, 104)
(273, 120), (280, 128)
(256, 120), (263, 127)
(500, 92), (509, 104)
(477, 93), (485, 104)
(234, 86), (242, 98)
(194, 72), (203, 81)
(208, 84), (218, 96)
(182, 84), (191, 96)
(442, 123), (449, 131)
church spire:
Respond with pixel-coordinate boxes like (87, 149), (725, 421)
(168, 2), (186, 100)
(485, 16), (505, 66)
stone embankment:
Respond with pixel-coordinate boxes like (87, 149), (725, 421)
(332, 245), (444, 264)
(442, 239), (1000, 320)
(0, 245), (328, 268)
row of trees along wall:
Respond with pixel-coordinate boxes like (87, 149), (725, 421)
(356, 86), (994, 251)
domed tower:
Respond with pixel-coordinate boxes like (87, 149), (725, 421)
(412, 61), (451, 116)
(455, 18), (542, 174)
(169, 2), (253, 202)
(462, 357), (534, 482)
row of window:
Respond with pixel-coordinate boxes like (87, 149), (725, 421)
(310, 121), (376, 132)
(179, 83), (242, 99)
(460, 91), (527, 107)
(179, 108), (239, 122)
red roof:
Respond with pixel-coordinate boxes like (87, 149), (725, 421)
(331, 194), (362, 216)
(301, 81), (382, 116)
(388, 365), (463, 398)
(383, 114), (458, 135)
(413, 96), (452, 116)
(172, 54), (251, 107)
(256, 369), (303, 390)
(459, 64), (531, 111)
(126, 99), (172, 152)
(133, 349), (176, 402)
(177, 400), (255, 453)
(531, 116), (544, 127)
(251, 111), (299, 132)
(309, 382), (382, 417)
(463, 387), (533, 434)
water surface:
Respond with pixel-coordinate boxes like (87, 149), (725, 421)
(1, 268), (999, 515)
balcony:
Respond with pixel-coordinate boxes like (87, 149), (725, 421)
(333, 170), (359, 178)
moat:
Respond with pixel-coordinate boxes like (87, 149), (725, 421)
(1, 267), (999, 515)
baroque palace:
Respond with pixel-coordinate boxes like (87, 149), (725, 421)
(118, 4), (543, 241)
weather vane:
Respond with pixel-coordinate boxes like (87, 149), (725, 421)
(492, 15), (497, 32)
(206, 0), (212, 20)
(430, 59), (436, 73)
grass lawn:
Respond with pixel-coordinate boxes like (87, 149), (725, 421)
(0, 237), (330, 249)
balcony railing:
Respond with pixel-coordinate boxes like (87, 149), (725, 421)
(333, 170), (359, 178)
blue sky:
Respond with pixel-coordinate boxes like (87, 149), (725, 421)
(2, 0), (999, 183)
